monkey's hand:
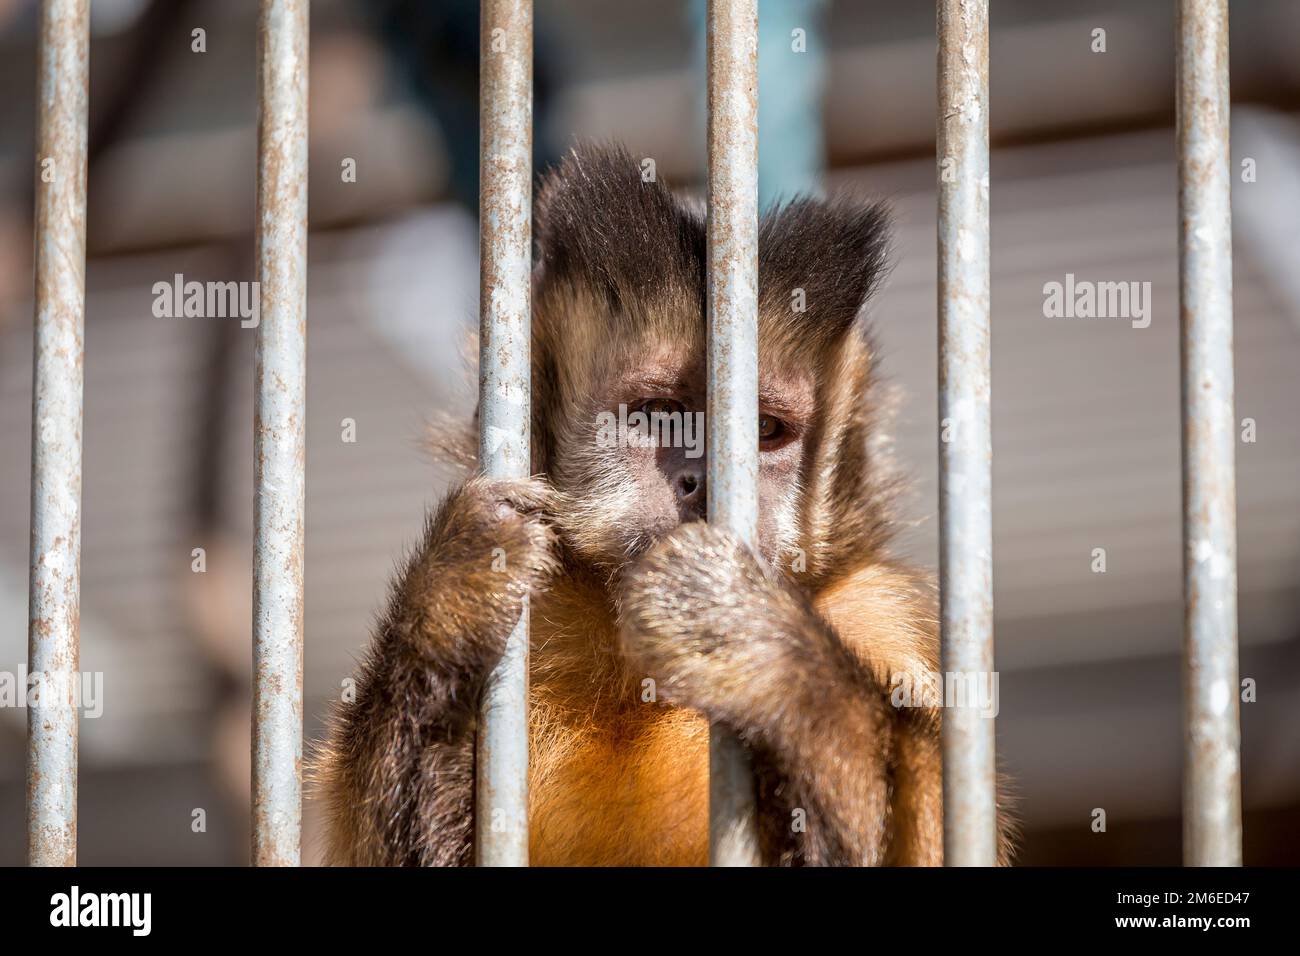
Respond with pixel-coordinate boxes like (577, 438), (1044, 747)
(394, 474), (559, 672)
(314, 474), (557, 866)
(617, 522), (908, 865)
(616, 522), (864, 733)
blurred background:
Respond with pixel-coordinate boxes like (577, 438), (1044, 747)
(0, 0), (1298, 865)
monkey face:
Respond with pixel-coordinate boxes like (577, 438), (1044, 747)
(529, 144), (896, 587)
(541, 338), (813, 571)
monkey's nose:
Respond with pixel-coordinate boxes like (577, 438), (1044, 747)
(674, 468), (706, 517)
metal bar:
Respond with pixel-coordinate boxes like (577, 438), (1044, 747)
(27, 0), (89, 869)
(252, 0), (309, 867)
(475, 0), (533, 868)
(936, 0), (996, 867)
(1176, 0), (1241, 868)
(705, 0), (761, 868)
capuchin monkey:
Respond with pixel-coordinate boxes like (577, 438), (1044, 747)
(314, 144), (1015, 866)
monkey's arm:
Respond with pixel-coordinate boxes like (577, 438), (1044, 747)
(313, 477), (556, 866)
(617, 523), (967, 866)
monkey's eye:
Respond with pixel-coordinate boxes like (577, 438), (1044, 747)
(758, 414), (785, 443)
(638, 398), (685, 417)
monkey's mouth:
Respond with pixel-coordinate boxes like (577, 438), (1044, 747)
(580, 523), (680, 577)
(618, 520), (727, 579)
(621, 530), (662, 563)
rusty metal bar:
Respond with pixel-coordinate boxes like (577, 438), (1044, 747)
(1176, 0), (1241, 867)
(475, 0), (533, 868)
(27, 0), (89, 869)
(252, 0), (309, 867)
(936, 0), (996, 867)
(705, 0), (761, 868)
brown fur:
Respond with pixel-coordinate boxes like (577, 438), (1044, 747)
(313, 144), (1015, 866)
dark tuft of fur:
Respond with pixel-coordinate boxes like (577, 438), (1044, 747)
(758, 195), (893, 347)
(534, 143), (705, 316)
(533, 144), (892, 350)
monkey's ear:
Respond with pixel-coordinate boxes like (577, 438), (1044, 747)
(532, 143), (704, 311)
(759, 196), (893, 345)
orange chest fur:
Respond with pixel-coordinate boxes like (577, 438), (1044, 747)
(525, 589), (708, 866)
(527, 692), (709, 866)
(520, 565), (933, 866)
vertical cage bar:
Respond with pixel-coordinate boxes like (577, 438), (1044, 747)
(936, 0), (996, 867)
(476, 0), (533, 868)
(1176, 0), (1241, 867)
(705, 0), (761, 868)
(252, 0), (309, 867)
(27, 0), (89, 868)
